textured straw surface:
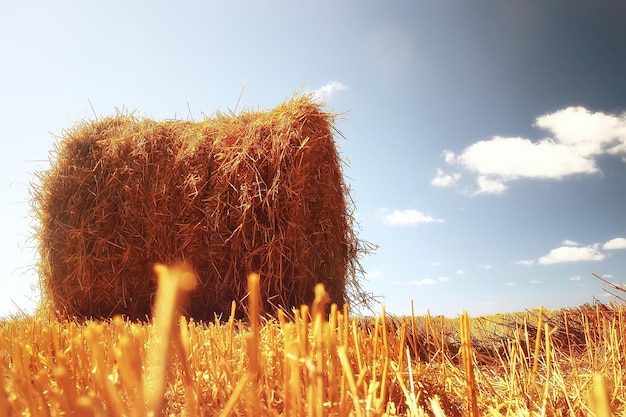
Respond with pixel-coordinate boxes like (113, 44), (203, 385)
(34, 95), (364, 320)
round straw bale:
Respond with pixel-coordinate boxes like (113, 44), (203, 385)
(34, 95), (366, 320)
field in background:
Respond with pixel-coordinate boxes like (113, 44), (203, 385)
(1, 270), (624, 416)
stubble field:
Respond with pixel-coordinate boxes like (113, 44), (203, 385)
(1, 269), (624, 416)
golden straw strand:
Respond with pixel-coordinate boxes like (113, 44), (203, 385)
(460, 311), (479, 417)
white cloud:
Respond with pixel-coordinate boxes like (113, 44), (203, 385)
(458, 136), (598, 179)
(478, 264), (492, 270)
(603, 237), (626, 250)
(434, 106), (626, 194)
(475, 175), (507, 195)
(562, 239), (579, 246)
(569, 275), (582, 281)
(530, 280), (542, 284)
(431, 261), (441, 266)
(516, 259), (535, 266)
(309, 81), (347, 101)
(535, 106), (626, 157)
(381, 209), (443, 226)
(455, 269), (464, 275)
(431, 168), (461, 187)
(443, 150), (456, 163)
(394, 276), (450, 286)
(539, 243), (605, 265)
(504, 282), (517, 286)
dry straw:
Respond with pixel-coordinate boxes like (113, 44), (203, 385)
(33, 94), (369, 320)
(2, 277), (623, 415)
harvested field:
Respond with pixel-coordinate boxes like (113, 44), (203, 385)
(1, 269), (624, 416)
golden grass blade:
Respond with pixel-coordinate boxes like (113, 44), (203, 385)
(430, 396), (447, 417)
(144, 262), (196, 416)
(337, 346), (363, 417)
(310, 283), (328, 417)
(0, 357), (9, 416)
(246, 272), (261, 380)
(328, 302), (340, 409)
(529, 306), (544, 389)
(144, 264), (178, 415)
(460, 311), (479, 417)
(539, 323), (556, 417)
(218, 373), (250, 417)
(590, 372), (613, 417)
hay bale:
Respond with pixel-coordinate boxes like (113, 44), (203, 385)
(34, 95), (364, 320)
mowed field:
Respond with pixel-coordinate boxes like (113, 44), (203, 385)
(1, 269), (624, 416)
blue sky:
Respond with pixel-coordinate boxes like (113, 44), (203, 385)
(2, 1), (626, 318)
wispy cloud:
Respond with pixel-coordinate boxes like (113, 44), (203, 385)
(529, 280), (542, 284)
(516, 259), (535, 266)
(393, 276), (450, 286)
(309, 81), (347, 101)
(431, 168), (461, 187)
(433, 106), (626, 195)
(455, 269), (464, 275)
(381, 209), (444, 226)
(569, 275), (582, 281)
(478, 264), (492, 270)
(475, 175), (507, 195)
(443, 150), (456, 163)
(603, 237), (626, 250)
